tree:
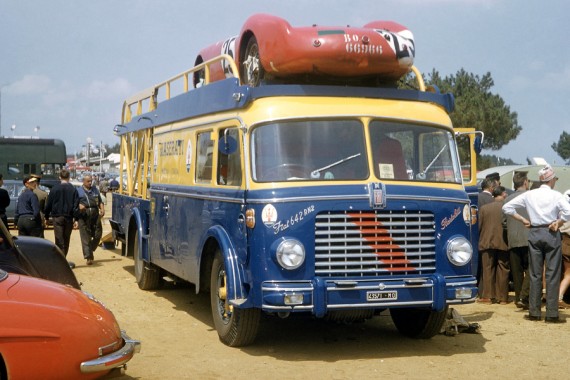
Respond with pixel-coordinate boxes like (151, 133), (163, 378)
(551, 131), (570, 164)
(399, 69), (522, 167)
(426, 69), (521, 150)
(105, 143), (120, 154)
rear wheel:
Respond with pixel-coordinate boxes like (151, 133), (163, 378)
(390, 306), (448, 339)
(241, 36), (265, 87)
(133, 228), (161, 290)
(210, 250), (260, 346)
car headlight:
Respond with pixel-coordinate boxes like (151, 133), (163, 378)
(276, 239), (305, 270)
(446, 237), (473, 266)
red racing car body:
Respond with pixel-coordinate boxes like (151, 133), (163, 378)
(194, 13), (415, 87)
(0, 269), (140, 379)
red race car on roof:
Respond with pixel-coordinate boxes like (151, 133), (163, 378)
(194, 13), (415, 87)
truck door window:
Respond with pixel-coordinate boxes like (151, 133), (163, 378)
(217, 128), (242, 186)
(196, 131), (213, 183)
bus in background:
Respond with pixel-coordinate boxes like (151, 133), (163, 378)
(0, 137), (67, 188)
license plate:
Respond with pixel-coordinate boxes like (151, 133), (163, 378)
(366, 291), (397, 301)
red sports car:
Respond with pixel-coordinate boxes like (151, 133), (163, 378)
(194, 13), (415, 87)
(0, 268), (140, 379)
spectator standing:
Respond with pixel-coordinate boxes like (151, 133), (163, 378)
(14, 176), (43, 237)
(559, 219), (570, 309)
(478, 178), (495, 208)
(504, 171), (531, 309)
(558, 189), (570, 309)
(44, 169), (79, 257)
(109, 177), (120, 192)
(503, 165), (570, 323)
(99, 175), (109, 199)
(478, 186), (510, 304)
(76, 175), (104, 265)
(0, 174), (10, 227)
(31, 174), (48, 237)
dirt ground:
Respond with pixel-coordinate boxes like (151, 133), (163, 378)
(38, 195), (570, 380)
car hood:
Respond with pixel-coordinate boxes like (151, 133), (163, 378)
(0, 272), (121, 342)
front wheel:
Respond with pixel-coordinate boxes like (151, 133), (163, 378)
(133, 228), (161, 290)
(210, 250), (260, 346)
(241, 36), (265, 87)
(390, 306), (448, 339)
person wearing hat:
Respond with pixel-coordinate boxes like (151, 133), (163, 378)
(30, 173), (48, 237)
(503, 164), (570, 323)
(486, 172), (501, 184)
(478, 178), (495, 208)
(14, 176), (43, 237)
(478, 185), (510, 305)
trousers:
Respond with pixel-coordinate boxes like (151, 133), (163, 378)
(17, 216), (43, 237)
(78, 212), (102, 260)
(528, 228), (561, 318)
(509, 246), (530, 302)
(53, 215), (74, 256)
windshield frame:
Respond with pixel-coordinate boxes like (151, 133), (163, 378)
(248, 117), (463, 185)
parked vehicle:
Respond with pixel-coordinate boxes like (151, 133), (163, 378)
(0, 137), (67, 189)
(0, 268), (140, 379)
(0, 219), (79, 288)
(0, 219), (140, 378)
(111, 29), (481, 346)
(0, 180), (22, 227)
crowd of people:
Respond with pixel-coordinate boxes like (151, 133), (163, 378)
(477, 165), (570, 324)
(2, 170), (110, 267)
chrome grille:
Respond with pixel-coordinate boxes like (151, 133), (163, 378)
(315, 211), (436, 277)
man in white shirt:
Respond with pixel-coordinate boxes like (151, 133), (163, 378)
(503, 165), (570, 323)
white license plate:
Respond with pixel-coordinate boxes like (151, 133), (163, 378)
(366, 291), (397, 301)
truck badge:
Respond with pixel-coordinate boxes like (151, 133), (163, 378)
(368, 182), (386, 209)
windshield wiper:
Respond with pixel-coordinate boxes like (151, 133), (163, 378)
(311, 153), (361, 179)
(416, 144), (447, 180)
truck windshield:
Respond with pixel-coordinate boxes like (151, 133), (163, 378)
(251, 119), (462, 184)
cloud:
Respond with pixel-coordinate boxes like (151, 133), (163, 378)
(7, 74), (52, 95)
(543, 65), (570, 89)
(84, 78), (135, 100)
(509, 63), (570, 91)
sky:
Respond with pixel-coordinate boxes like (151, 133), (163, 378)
(1, 0), (569, 165)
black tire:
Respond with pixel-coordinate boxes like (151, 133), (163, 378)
(210, 250), (260, 346)
(390, 306), (448, 339)
(241, 36), (265, 87)
(193, 56), (205, 88)
(133, 228), (161, 290)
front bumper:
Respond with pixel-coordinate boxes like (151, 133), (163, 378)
(261, 275), (477, 317)
(80, 331), (141, 373)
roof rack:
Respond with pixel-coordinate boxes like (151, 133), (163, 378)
(122, 54), (240, 124)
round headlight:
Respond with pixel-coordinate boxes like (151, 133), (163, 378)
(276, 239), (305, 270)
(446, 237), (473, 266)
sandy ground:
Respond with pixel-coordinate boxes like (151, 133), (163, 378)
(35, 195), (570, 380)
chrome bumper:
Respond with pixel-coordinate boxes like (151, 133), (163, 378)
(80, 331), (141, 373)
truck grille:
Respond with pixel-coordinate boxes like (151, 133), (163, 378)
(315, 211), (436, 277)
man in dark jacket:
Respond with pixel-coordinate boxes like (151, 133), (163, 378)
(504, 171), (530, 309)
(45, 169), (79, 257)
(14, 176), (42, 237)
(76, 175), (104, 265)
